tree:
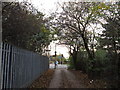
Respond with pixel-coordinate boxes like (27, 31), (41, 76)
(100, 2), (120, 59)
(98, 2), (120, 81)
(51, 2), (108, 69)
(2, 2), (52, 54)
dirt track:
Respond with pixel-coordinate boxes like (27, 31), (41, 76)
(49, 69), (86, 88)
(29, 64), (108, 88)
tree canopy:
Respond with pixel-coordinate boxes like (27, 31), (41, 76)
(2, 2), (53, 54)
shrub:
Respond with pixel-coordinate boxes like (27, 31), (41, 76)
(68, 56), (75, 69)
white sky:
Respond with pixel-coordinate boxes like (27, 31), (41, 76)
(49, 41), (70, 58)
(18, 0), (72, 16)
(18, 0), (118, 16)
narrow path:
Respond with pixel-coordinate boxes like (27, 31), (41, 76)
(62, 69), (85, 88)
(49, 68), (86, 88)
(49, 69), (62, 88)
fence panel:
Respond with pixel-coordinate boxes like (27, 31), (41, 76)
(0, 43), (49, 88)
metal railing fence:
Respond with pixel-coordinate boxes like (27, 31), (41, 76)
(0, 43), (49, 88)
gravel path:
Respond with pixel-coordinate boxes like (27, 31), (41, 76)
(49, 69), (62, 88)
(29, 64), (108, 88)
(49, 69), (86, 88)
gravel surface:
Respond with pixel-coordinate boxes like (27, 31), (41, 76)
(61, 69), (86, 88)
(49, 69), (107, 88)
(28, 67), (108, 88)
(49, 69), (62, 88)
(49, 69), (86, 88)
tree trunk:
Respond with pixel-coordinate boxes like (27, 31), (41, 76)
(81, 33), (93, 60)
(72, 47), (79, 70)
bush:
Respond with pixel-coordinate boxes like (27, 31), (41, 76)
(76, 51), (89, 72)
(68, 56), (75, 69)
(76, 49), (110, 78)
(90, 50), (109, 77)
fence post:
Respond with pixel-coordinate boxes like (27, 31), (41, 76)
(0, 43), (2, 89)
(8, 45), (12, 88)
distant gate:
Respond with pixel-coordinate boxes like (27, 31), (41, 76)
(0, 43), (49, 88)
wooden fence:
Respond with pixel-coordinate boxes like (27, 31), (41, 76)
(0, 43), (49, 88)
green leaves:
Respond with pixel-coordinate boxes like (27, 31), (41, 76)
(2, 2), (52, 54)
(88, 2), (110, 20)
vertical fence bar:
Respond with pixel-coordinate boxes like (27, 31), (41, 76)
(0, 43), (2, 89)
(1, 43), (49, 88)
(9, 45), (13, 88)
(3, 43), (7, 88)
(5, 44), (8, 88)
(0, 43), (3, 89)
(2, 43), (5, 88)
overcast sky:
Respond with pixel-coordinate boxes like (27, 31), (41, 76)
(18, 0), (71, 16)
(17, 0), (119, 16)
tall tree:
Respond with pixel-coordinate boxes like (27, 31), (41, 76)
(51, 2), (109, 68)
(2, 2), (52, 54)
(99, 2), (120, 64)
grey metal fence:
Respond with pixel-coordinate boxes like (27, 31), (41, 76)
(0, 43), (49, 88)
